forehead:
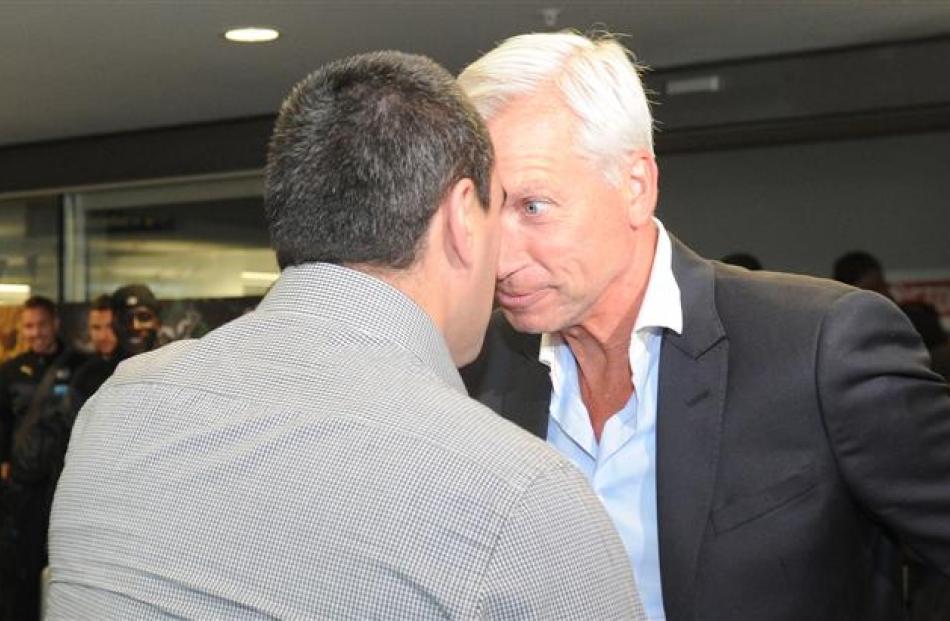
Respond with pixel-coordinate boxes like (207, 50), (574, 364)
(486, 93), (580, 184)
(88, 309), (112, 321)
(21, 307), (54, 323)
(121, 305), (157, 316)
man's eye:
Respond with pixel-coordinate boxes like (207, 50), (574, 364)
(524, 201), (549, 216)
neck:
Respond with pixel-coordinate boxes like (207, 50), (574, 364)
(562, 222), (658, 361)
(560, 223), (658, 440)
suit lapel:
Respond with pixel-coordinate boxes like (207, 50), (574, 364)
(502, 355), (551, 440)
(657, 238), (728, 621)
(499, 321), (552, 440)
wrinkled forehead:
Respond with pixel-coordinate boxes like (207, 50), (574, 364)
(487, 92), (586, 159)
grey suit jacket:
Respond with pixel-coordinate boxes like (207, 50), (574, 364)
(462, 238), (950, 621)
(48, 263), (644, 620)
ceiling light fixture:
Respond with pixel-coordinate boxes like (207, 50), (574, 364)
(224, 27), (280, 43)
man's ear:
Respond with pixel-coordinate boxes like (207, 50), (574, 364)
(624, 151), (659, 228)
(442, 177), (478, 269)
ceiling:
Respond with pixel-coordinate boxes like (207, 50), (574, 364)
(2, 0), (950, 148)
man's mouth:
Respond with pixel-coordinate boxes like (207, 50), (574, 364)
(496, 288), (545, 310)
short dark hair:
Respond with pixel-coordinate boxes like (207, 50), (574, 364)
(721, 252), (762, 271)
(23, 295), (56, 318)
(90, 294), (112, 312)
(833, 251), (882, 285)
(264, 51), (494, 270)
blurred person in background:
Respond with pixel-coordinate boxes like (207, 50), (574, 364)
(900, 300), (950, 381)
(68, 285), (161, 412)
(721, 252), (762, 271)
(0, 296), (87, 621)
(85, 294), (118, 360)
(833, 250), (891, 298)
(5, 286), (161, 620)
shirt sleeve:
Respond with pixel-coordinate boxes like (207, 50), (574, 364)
(817, 289), (950, 577)
(476, 462), (646, 620)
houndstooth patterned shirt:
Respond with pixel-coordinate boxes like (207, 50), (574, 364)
(48, 263), (644, 620)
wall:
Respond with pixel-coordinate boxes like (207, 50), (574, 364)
(658, 130), (950, 278)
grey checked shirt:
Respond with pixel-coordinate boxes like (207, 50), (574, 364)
(49, 263), (644, 620)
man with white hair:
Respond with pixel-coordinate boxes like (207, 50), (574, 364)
(459, 32), (950, 620)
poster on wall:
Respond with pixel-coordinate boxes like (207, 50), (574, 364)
(889, 271), (950, 332)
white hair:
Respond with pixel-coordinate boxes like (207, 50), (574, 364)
(457, 32), (654, 183)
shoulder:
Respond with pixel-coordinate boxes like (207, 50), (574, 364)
(391, 367), (571, 488)
(1, 351), (30, 371)
(711, 262), (855, 315)
(104, 340), (197, 387)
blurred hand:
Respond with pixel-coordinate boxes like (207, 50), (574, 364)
(0, 461), (9, 481)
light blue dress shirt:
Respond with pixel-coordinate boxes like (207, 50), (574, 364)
(540, 220), (682, 621)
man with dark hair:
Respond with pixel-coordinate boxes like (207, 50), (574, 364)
(0, 297), (88, 478)
(67, 284), (162, 413)
(48, 52), (642, 619)
(11, 285), (162, 485)
(5, 286), (160, 620)
(0, 296), (87, 621)
(833, 250), (891, 298)
(86, 294), (118, 359)
(721, 252), (762, 271)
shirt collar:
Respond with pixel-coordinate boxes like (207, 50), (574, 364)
(539, 217), (683, 370)
(636, 218), (683, 335)
(258, 262), (465, 394)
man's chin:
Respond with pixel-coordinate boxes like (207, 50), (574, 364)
(500, 307), (555, 335)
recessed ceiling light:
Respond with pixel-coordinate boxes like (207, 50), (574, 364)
(224, 27), (280, 43)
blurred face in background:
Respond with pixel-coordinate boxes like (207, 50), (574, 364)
(20, 307), (58, 355)
(88, 308), (118, 357)
(115, 306), (160, 355)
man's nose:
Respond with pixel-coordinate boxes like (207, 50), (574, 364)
(496, 215), (525, 283)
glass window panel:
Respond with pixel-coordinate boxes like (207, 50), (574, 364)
(0, 195), (59, 305)
(71, 175), (277, 301)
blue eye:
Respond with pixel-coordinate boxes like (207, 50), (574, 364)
(524, 200), (549, 216)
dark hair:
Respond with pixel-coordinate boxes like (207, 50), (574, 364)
(721, 252), (762, 271)
(833, 251), (882, 285)
(264, 51), (494, 270)
(23, 295), (56, 318)
(90, 294), (112, 312)
(111, 284), (160, 314)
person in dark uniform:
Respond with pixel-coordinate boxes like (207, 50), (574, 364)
(68, 284), (161, 412)
(3, 286), (161, 620)
(14, 284), (163, 487)
(0, 296), (87, 621)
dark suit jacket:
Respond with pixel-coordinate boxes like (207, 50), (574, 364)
(462, 238), (950, 621)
